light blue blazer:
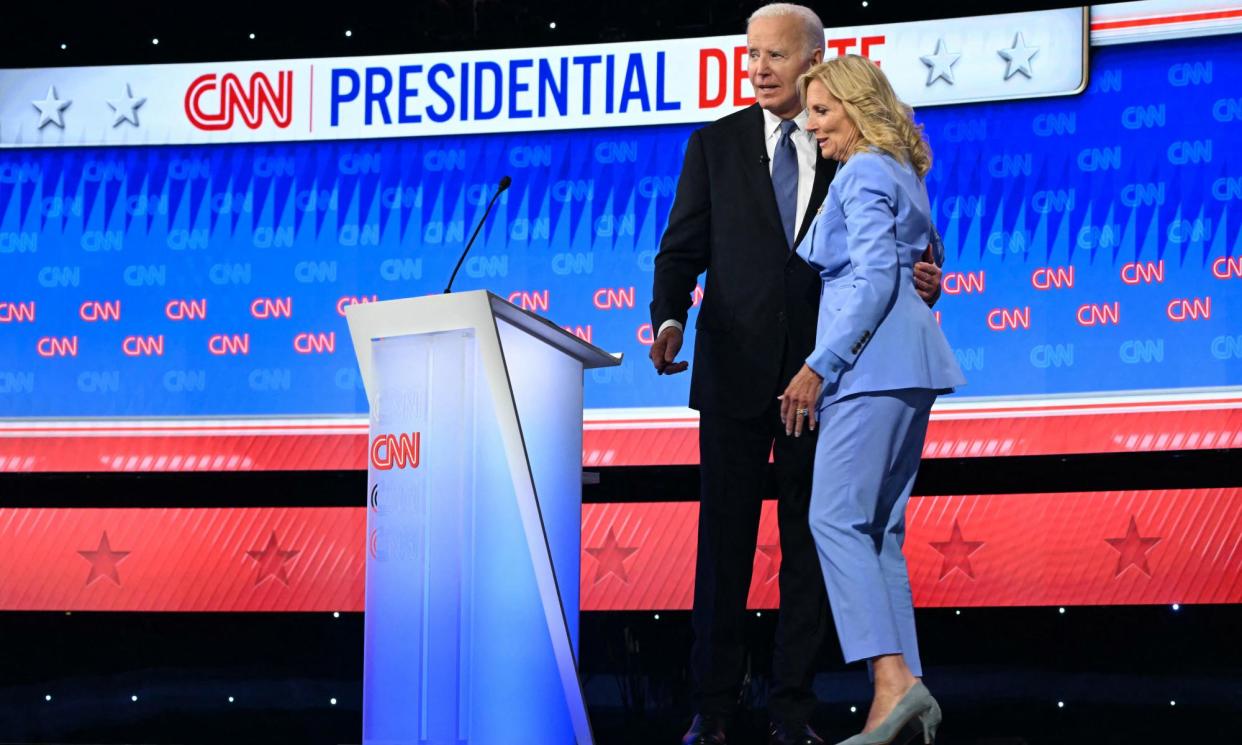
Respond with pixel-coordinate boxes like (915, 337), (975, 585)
(796, 149), (966, 407)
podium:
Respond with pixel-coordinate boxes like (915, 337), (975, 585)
(345, 291), (619, 745)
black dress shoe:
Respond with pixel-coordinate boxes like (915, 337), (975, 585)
(682, 713), (727, 745)
(768, 721), (824, 745)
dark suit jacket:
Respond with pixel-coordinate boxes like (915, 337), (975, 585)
(651, 104), (836, 419)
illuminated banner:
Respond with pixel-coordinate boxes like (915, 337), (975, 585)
(0, 27), (1238, 419)
(0, 8), (1085, 147)
(1, 488), (1238, 610)
(0, 1), (1239, 473)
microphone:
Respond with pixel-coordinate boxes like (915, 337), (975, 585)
(443, 175), (512, 294)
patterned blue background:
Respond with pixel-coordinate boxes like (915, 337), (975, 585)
(0, 34), (1238, 417)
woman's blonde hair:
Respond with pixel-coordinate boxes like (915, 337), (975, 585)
(798, 55), (932, 178)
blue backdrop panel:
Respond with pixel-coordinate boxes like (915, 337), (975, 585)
(0, 35), (1238, 418)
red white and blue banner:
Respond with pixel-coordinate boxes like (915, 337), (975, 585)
(0, 0), (1240, 471)
(1, 8), (1087, 147)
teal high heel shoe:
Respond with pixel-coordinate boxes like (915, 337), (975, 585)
(835, 681), (941, 745)
(916, 695), (941, 744)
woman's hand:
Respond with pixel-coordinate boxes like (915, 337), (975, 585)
(779, 364), (824, 437)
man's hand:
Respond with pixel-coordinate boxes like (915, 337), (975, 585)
(914, 245), (942, 307)
(649, 326), (689, 375)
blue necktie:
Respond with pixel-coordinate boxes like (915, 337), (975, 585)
(772, 119), (800, 249)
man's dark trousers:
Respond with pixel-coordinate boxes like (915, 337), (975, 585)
(649, 104), (836, 727)
(692, 345), (829, 726)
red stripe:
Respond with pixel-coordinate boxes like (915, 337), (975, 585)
(586, 417), (699, 425)
(6, 396), (1236, 435)
(582, 489), (1242, 610)
(0, 488), (1236, 611)
(933, 397), (1242, 416)
(0, 423), (366, 434)
(1, 406), (1240, 471)
(0, 507), (364, 612)
(1091, 8), (1242, 31)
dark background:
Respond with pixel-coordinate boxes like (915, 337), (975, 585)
(3, 1), (1115, 69)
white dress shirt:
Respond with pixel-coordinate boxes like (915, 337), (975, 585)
(659, 108), (819, 337)
(762, 107), (819, 239)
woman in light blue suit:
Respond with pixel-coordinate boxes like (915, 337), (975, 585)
(779, 56), (965, 745)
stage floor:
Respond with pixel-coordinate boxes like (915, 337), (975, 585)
(0, 605), (1238, 744)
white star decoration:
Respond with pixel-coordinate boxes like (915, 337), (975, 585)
(107, 83), (147, 127)
(920, 39), (961, 86)
(32, 85), (72, 129)
(998, 32), (1039, 80)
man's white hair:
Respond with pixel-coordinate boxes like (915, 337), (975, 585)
(747, 3), (826, 56)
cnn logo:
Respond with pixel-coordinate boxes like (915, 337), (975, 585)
(370, 432), (422, 471)
(185, 71), (293, 131)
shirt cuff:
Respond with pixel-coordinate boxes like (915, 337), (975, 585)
(657, 319), (684, 336)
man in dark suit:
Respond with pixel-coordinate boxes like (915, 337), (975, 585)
(649, 5), (942, 745)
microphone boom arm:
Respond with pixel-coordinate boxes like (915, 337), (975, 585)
(443, 175), (511, 294)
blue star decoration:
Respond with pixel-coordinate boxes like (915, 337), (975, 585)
(32, 85), (72, 129)
(107, 83), (147, 127)
(998, 32), (1039, 80)
(920, 39), (961, 86)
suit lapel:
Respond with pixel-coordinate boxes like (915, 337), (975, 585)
(744, 106), (841, 256)
(740, 105), (788, 249)
(793, 154), (836, 251)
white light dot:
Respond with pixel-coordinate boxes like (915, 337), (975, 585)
(653, 613), (660, 620)
(228, 696), (235, 703)
(1057, 701), (1064, 708)
(1059, 607), (1066, 614)
(549, 22), (557, 29)
(756, 612), (762, 617)
(249, 33), (256, 40)
(345, 30), (352, 37)
(333, 611), (340, 618)
(60, 44), (67, 50)
(1172, 603), (1181, 611)
(131, 695), (139, 702)
(45, 694), (52, 701)
(151, 38), (159, 46)
(849, 706), (857, 713)
(861, 0), (869, 6)
(955, 609), (961, 615)
(1170, 700), (1176, 706)
(330, 697), (338, 705)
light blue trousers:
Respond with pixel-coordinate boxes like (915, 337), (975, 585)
(809, 388), (934, 676)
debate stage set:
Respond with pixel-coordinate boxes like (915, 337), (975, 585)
(0, 0), (1239, 742)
